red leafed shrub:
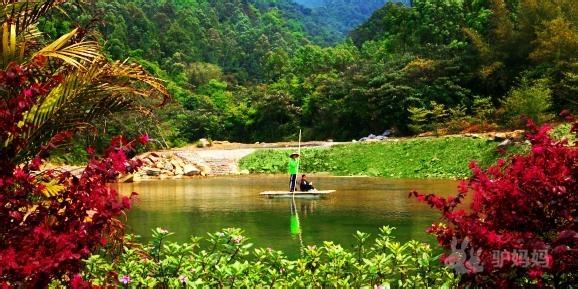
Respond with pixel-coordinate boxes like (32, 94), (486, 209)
(0, 61), (144, 287)
(412, 116), (578, 288)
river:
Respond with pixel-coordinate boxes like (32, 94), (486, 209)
(114, 175), (458, 257)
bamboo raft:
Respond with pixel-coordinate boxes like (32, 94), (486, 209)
(260, 190), (336, 199)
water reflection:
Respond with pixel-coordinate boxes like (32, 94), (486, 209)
(113, 176), (458, 257)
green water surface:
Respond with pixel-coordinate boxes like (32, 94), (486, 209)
(115, 176), (458, 257)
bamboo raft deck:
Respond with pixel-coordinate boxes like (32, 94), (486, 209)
(260, 190), (336, 199)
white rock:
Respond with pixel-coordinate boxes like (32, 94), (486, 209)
(183, 164), (200, 176)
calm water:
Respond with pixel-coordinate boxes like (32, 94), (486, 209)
(114, 176), (458, 257)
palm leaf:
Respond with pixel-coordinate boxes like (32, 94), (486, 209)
(33, 28), (101, 69)
(17, 59), (169, 161)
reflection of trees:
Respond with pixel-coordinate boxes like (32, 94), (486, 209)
(299, 200), (317, 218)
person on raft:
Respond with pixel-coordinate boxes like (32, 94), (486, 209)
(299, 174), (315, 191)
(288, 152), (300, 192)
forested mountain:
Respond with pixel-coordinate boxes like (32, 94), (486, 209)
(292, 0), (324, 8)
(39, 0), (578, 147)
(291, 0), (410, 44)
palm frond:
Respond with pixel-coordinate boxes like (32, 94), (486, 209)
(33, 28), (101, 69)
(17, 59), (169, 160)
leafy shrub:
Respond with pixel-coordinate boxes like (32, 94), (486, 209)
(82, 227), (458, 288)
(501, 78), (554, 128)
(408, 101), (449, 135)
(550, 122), (577, 145)
(240, 138), (523, 179)
(0, 1), (167, 286)
(412, 118), (578, 287)
(0, 58), (145, 286)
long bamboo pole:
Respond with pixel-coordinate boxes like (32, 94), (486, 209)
(292, 129), (302, 197)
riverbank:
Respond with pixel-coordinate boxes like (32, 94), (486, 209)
(49, 134), (527, 181)
(239, 136), (528, 179)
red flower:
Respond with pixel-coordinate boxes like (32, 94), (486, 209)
(138, 134), (150, 145)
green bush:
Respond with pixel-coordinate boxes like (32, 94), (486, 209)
(240, 137), (525, 179)
(501, 78), (554, 127)
(550, 123), (577, 145)
(81, 227), (457, 288)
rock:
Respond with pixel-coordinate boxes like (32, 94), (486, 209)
(174, 166), (184, 176)
(148, 155), (159, 163)
(497, 139), (512, 149)
(118, 174), (134, 183)
(365, 138), (381, 142)
(240, 169), (250, 175)
(183, 164), (200, 176)
(146, 168), (162, 176)
(229, 164), (239, 175)
(494, 132), (507, 141)
(510, 130), (525, 140)
(164, 162), (174, 171)
(198, 164), (211, 176)
(155, 162), (165, 169)
(197, 138), (210, 148)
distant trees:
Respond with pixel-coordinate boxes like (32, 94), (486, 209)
(40, 0), (578, 144)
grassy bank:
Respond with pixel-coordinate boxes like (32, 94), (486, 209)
(239, 137), (527, 179)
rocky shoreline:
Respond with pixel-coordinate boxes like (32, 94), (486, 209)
(51, 132), (527, 183)
(117, 150), (253, 183)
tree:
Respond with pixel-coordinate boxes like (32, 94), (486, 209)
(412, 118), (578, 287)
(0, 1), (167, 286)
(501, 78), (554, 127)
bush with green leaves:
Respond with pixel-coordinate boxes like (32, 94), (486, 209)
(81, 227), (457, 287)
(239, 138), (524, 179)
(501, 78), (554, 127)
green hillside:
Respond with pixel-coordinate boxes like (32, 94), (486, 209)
(39, 0), (578, 148)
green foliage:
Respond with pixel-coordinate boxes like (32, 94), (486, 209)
(501, 78), (554, 127)
(550, 123), (577, 145)
(83, 227), (458, 287)
(38, 0), (578, 146)
(408, 101), (449, 135)
(240, 137), (526, 179)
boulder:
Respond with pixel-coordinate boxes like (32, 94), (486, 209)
(494, 132), (507, 141)
(142, 158), (153, 166)
(510, 130), (525, 140)
(148, 154), (159, 163)
(497, 139), (512, 149)
(198, 164), (211, 176)
(146, 168), (162, 176)
(170, 159), (180, 168)
(183, 164), (200, 176)
(197, 138), (210, 148)
(164, 162), (174, 171)
(118, 173), (134, 183)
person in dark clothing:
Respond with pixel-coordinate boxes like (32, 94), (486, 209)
(299, 174), (315, 191)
